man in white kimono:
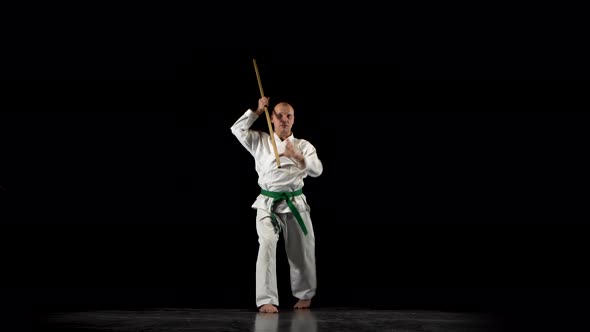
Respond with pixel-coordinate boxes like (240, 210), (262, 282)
(231, 96), (323, 313)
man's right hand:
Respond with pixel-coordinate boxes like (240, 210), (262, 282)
(256, 96), (270, 116)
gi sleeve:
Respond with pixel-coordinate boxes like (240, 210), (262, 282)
(301, 141), (323, 178)
(230, 109), (262, 156)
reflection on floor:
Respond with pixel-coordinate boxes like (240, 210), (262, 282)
(40, 308), (505, 332)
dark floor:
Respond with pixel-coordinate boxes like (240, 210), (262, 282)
(35, 308), (504, 332)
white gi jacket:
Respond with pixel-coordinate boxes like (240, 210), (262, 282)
(231, 110), (323, 214)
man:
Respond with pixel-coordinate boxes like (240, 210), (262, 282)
(231, 96), (323, 313)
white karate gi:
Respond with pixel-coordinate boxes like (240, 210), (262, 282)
(231, 109), (323, 308)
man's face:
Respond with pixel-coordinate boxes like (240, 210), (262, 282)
(272, 104), (295, 138)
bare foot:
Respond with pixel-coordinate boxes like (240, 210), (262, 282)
(294, 299), (311, 309)
(259, 304), (279, 313)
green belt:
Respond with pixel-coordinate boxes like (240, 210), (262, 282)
(260, 188), (307, 235)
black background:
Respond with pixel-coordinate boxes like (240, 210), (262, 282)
(2, 4), (589, 331)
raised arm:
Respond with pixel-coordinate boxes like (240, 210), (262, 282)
(230, 97), (270, 154)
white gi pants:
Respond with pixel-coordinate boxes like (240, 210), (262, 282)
(255, 208), (316, 307)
